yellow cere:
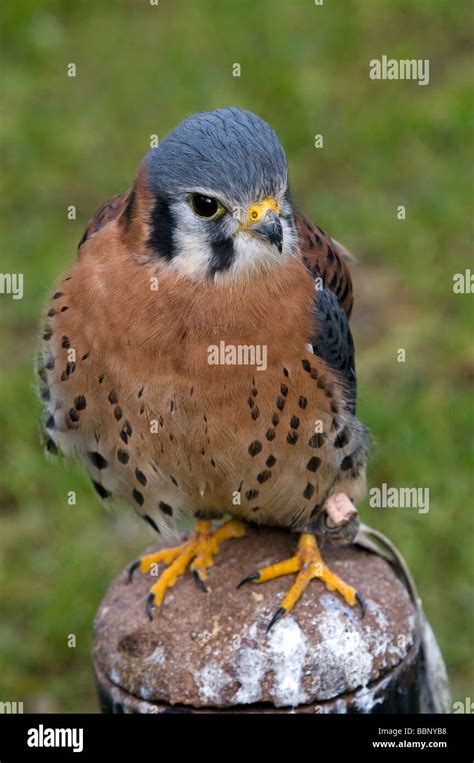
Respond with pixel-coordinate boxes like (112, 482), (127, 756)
(243, 197), (280, 227)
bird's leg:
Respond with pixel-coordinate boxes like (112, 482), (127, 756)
(239, 532), (364, 631)
(129, 519), (245, 620)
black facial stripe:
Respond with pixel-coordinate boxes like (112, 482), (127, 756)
(209, 237), (235, 278)
(147, 197), (176, 260)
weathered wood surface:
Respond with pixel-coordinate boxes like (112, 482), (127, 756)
(93, 526), (421, 713)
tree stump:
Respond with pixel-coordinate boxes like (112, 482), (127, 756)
(92, 526), (422, 713)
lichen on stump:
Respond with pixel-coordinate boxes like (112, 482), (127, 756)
(92, 526), (420, 713)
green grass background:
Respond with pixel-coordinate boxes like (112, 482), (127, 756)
(0, 0), (472, 711)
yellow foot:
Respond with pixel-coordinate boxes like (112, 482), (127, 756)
(129, 519), (246, 620)
(238, 533), (365, 631)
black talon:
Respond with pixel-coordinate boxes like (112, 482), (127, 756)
(192, 569), (208, 593)
(128, 560), (140, 583)
(237, 571), (261, 589)
(355, 592), (366, 618)
(267, 607), (286, 633)
(146, 592), (155, 621)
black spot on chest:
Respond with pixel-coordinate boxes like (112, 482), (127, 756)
(45, 437), (57, 454)
(133, 489), (144, 506)
(159, 501), (173, 516)
(340, 454), (354, 471)
(135, 468), (147, 486)
(334, 426), (351, 448)
(88, 451), (108, 469)
(74, 395), (87, 410)
(309, 433), (326, 448)
(145, 514), (160, 533)
(92, 480), (111, 499)
(117, 449), (129, 464)
(306, 456), (321, 472)
(248, 440), (263, 457)
(68, 408), (80, 423)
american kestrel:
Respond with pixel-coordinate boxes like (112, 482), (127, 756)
(39, 108), (370, 629)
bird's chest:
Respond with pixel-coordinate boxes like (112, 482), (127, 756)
(148, 351), (343, 501)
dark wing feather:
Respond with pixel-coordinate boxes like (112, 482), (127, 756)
(311, 288), (356, 412)
(294, 209), (354, 317)
(77, 189), (131, 249)
(294, 210), (357, 412)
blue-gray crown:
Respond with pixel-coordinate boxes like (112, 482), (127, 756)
(147, 107), (288, 205)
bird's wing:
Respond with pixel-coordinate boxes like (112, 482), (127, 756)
(77, 189), (131, 249)
(294, 209), (354, 317)
(294, 210), (357, 412)
(39, 189), (131, 455)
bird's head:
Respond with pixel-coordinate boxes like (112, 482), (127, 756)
(135, 108), (297, 281)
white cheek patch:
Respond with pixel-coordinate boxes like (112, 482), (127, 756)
(168, 226), (212, 280)
(166, 199), (213, 279)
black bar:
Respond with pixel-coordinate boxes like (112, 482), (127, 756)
(0, 712), (470, 760)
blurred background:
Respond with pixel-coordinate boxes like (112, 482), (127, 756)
(0, 0), (472, 711)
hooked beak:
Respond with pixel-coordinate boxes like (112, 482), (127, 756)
(241, 198), (283, 253)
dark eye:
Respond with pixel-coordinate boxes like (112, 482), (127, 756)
(189, 194), (223, 220)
